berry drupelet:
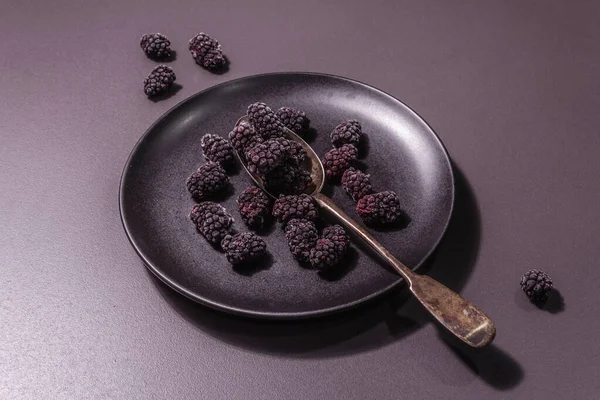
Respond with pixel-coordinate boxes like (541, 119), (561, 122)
(190, 202), (234, 245)
(264, 164), (312, 196)
(356, 191), (402, 225)
(245, 138), (289, 175)
(237, 187), (272, 229)
(143, 65), (176, 97)
(201, 134), (235, 167)
(309, 238), (341, 270)
(228, 120), (263, 156)
(186, 161), (229, 200)
(221, 232), (267, 265)
(322, 144), (358, 180)
(520, 269), (553, 304)
(247, 102), (285, 139)
(330, 120), (362, 148)
(272, 194), (319, 225)
(140, 33), (171, 59)
(285, 219), (318, 263)
(322, 225), (350, 258)
(342, 168), (373, 202)
(188, 32), (226, 71)
(276, 107), (310, 134)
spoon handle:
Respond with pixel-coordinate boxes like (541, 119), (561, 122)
(313, 193), (496, 348)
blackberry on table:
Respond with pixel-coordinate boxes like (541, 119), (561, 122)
(322, 225), (350, 258)
(285, 218), (318, 263)
(221, 232), (267, 265)
(247, 102), (285, 139)
(188, 32), (226, 71)
(342, 167), (372, 202)
(272, 194), (319, 225)
(143, 65), (176, 97)
(330, 120), (362, 148)
(245, 138), (288, 175)
(140, 33), (171, 59)
(190, 202), (234, 245)
(201, 134), (235, 167)
(276, 107), (310, 134)
(520, 269), (553, 304)
(237, 187), (272, 229)
(228, 120), (263, 156)
(356, 191), (402, 225)
(186, 161), (229, 200)
(309, 238), (341, 270)
(264, 164), (312, 196)
(322, 144), (358, 180)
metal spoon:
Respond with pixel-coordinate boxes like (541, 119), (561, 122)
(235, 116), (496, 348)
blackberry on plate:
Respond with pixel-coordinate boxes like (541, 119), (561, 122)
(264, 164), (312, 195)
(342, 167), (373, 202)
(356, 191), (402, 225)
(272, 194), (319, 225)
(520, 269), (553, 304)
(188, 32), (226, 71)
(309, 238), (341, 270)
(322, 225), (349, 258)
(237, 187), (272, 229)
(143, 65), (176, 97)
(285, 219), (318, 263)
(245, 138), (288, 175)
(201, 134), (235, 167)
(221, 232), (267, 265)
(330, 120), (362, 148)
(322, 144), (358, 180)
(190, 202), (234, 245)
(276, 107), (310, 134)
(140, 33), (171, 59)
(186, 161), (229, 200)
(247, 102), (285, 139)
(228, 120), (263, 156)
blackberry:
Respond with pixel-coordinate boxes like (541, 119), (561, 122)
(276, 107), (310, 134)
(245, 138), (288, 175)
(186, 161), (229, 200)
(309, 238), (341, 270)
(356, 191), (402, 225)
(342, 168), (373, 202)
(228, 120), (263, 156)
(272, 194), (319, 225)
(140, 33), (172, 59)
(285, 140), (308, 164)
(285, 219), (318, 263)
(264, 164), (312, 195)
(221, 232), (267, 265)
(188, 32), (226, 71)
(201, 134), (235, 167)
(322, 144), (358, 180)
(330, 120), (362, 148)
(322, 225), (349, 258)
(143, 65), (176, 97)
(237, 187), (272, 229)
(520, 270), (553, 304)
(190, 202), (234, 245)
(247, 102), (285, 139)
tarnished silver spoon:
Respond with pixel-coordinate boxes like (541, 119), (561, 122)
(235, 116), (496, 348)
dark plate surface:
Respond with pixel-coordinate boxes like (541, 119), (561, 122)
(119, 72), (454, 319)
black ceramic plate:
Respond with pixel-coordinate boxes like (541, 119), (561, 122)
(120, 72), (454, 319)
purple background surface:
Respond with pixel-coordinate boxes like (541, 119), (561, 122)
(1, 0), (599, 399)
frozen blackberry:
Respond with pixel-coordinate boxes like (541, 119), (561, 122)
(322, 225), (350, 258)
(285, 219), (318, 263)
(190, 202), (234, 245)
(322, 144), (358, 180)
(356, 191), (402, 225)
(330, 120), (362, 148)
(520, 270), (553, 304)
(140, 33), (172, 59)
(272, 194), (319, 225)
(237, 187), (272, 229)
(186, 161), (229, 200)
(247, 102), (285, 139)
(285, 140), (308, 164)
(188, 32), (226, 71)
(143, 65), (176, 97)
(342, 168), (373, 202)
(245, 138), (288, 175)
(201, 134), (235, 167)
(276, 107), (310, 134)
(221, 232), (267, 265)
(309, 238), (341, 270)
(228, 120), (263, 156)
(264, 164), (312, 195)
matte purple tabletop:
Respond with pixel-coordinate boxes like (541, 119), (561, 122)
(2, 1), (598, 398)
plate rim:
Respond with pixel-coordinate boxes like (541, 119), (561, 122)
(119, 71), (455, 319)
